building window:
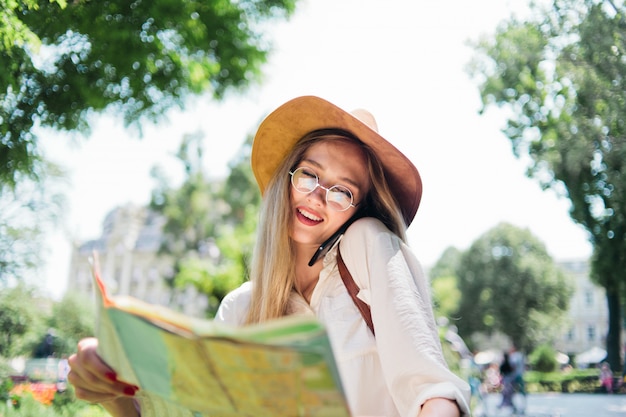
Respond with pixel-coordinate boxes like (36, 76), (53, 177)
(132, 266), (142, 284)
(565, 327), (575, 341)
(587, 325), (596, 341)
(148, 268), (159, 283)
(584, 290), (593, 307)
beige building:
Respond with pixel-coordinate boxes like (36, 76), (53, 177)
(66, 204), (208, 316)
(556, 259), (611, 359)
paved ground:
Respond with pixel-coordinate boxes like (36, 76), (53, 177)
(474, 392), (626, 417)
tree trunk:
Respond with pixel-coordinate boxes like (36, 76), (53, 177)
(606, 291), (622, 373)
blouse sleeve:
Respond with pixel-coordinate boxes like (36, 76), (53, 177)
(214, 281), (252, 325)
(340, 218), (471, 416)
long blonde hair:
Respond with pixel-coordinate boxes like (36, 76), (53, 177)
(245, 130), (407, 324)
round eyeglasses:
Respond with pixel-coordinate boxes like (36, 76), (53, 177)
(289, 167), (357, 212)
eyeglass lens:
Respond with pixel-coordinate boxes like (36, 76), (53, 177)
(290, 167), (354, 211)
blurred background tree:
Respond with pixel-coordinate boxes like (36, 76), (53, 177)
(1, 0), (297, 187)
(42, 292), (95, 356)
(0, 0), (297, 292)
(0, 162), (66, 286)
(0, 285), (40, 358)
(453, 222), (572, 353)
(149, 132), (260, 316)
(0, 285), (94, 360)
(468, 0), (626, 371)
(429, 246), (463, 319)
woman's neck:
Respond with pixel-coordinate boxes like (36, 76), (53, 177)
(294, 245), (323, 303)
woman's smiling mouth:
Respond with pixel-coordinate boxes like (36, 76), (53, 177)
(297, 208), (323, 224)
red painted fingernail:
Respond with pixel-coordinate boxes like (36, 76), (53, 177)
(123, 386), (137, 396)
(105, 372), (117, 382)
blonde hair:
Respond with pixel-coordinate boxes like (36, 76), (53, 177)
(245, 130), (407, 324)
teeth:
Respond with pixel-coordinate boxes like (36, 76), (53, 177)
(298, 208), (321, 221)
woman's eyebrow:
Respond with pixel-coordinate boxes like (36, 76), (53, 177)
(301, 158), (362, 191)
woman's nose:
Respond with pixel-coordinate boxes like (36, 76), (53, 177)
(308, 184), (327, 204)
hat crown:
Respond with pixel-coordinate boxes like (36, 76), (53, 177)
(350, 109), (379, 132)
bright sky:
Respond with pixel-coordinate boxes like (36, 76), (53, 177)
(39, 0), (592, 299)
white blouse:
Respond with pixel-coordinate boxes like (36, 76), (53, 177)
(215, 218), (471, 417)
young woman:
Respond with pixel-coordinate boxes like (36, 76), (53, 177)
(69, 96), (471, 416)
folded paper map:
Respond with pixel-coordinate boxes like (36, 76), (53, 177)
(91, 255), (351, 417)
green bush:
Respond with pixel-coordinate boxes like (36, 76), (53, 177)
(0, 358), (16, 402)
(525, 368), (600, 393)
(529, 344), (558, 373)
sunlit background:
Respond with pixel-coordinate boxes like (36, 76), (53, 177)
(39, 0), (591, 300)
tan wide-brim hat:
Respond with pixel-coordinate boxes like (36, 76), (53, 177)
(251, 96), (422, 226)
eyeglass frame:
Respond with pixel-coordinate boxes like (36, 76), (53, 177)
(288, 166), (359, 211)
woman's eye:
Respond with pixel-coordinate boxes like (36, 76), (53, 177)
(332, 186), (352, 199)
(301, 169), (317, 178)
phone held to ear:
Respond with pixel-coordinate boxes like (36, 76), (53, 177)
(307, 210), (366, 267)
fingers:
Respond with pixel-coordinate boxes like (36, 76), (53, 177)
(68, 337), (139, 403)
(70, 338), (110, 376)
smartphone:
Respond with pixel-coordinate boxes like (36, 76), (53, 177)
(307, 210), (367, 266)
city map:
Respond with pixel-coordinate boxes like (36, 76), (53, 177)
(91, 255), (350, 417)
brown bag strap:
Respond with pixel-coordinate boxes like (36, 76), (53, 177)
(337, 249), (375, 336)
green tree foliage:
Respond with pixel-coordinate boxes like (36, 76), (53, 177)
(31, 292), (94, 358)
(151, 132), (225, 258)
(429, 246), (463, 319)
(0, 0), (296, 188)
(455, 223), (572, 352)
(0, 284), (93, 361)
(429, 246), (462, 281)
(0, 162), (66, 286)
(175, 203), (258, 315)
(150, 132), (226, 297)
(150, 132), (260, 316)
(182, 133), (260, 313)
(431, 276), (462, 320)
(44, 292), (95, 356)
(468, 0), (626, 370)
(221, 135), (260, 223)
(0, 285), (37, 358)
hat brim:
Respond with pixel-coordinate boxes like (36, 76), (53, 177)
(251, 96), (422, 226)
